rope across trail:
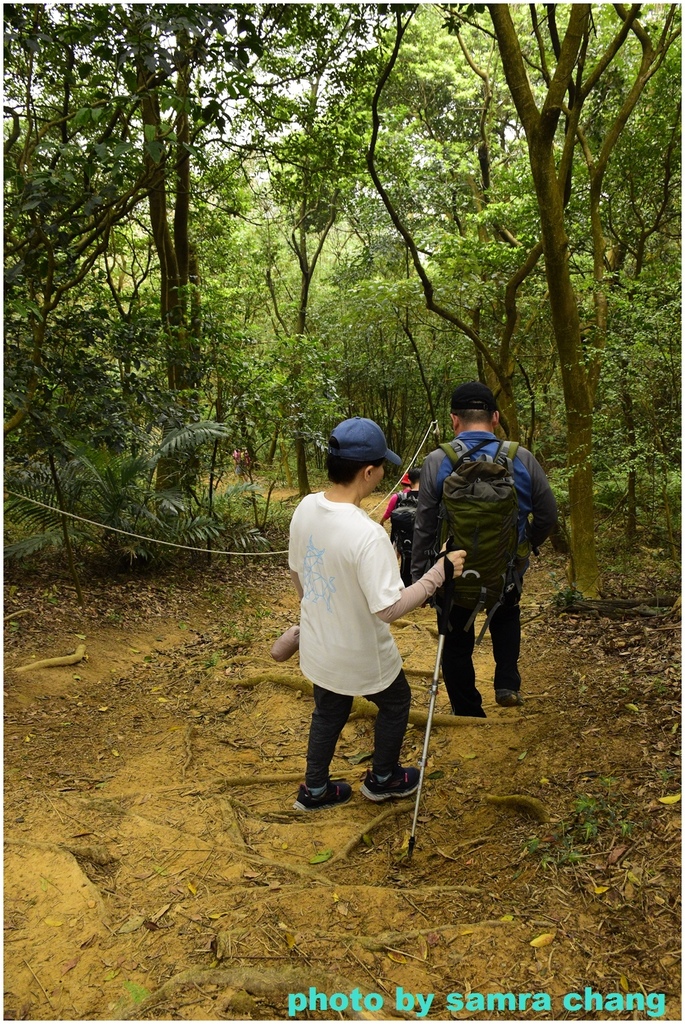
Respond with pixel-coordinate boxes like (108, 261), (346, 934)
(4, 491), (288, 558)
(367, 419), (439, 520)
(4, 422), (438, 556)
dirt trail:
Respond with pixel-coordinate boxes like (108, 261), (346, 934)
(3, 504), (681, 1021)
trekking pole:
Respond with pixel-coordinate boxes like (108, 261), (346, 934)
(407, 550), (455, 861)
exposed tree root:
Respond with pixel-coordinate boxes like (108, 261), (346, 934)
(484, 793), (551, 822)
(4, 838), (119, 865)
(233, 671), (311, 694)
(216, 796), (247, 849)
(327, 805), (405, 864)
(154, 772), (303, 794)
(352, 920), (516, 950)
(117, 965), (392, 1020)
(215, 771), (304, 788)
(215, 921), (517, 963)
(15, 644), (86, 673)
(561, 595), (678, 619)
(238, 848), (332, 885)
(225, 795), (304, 823)
(399, 884), (482, 895)
(230, 672), (490, 726)
(4, 608), (34, 622)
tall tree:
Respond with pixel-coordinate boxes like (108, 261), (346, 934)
(244, 5), (373, 494)
(365, 8), (547, 443)
(3, 3), (264, 437)
(487, 3), (679, 596)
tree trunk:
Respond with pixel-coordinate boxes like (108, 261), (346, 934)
(621, 379), (638, 542)
(530, 147), (601, 596)
(139, 50), (196, 493)
(295, 436), (310, 497)
(489, 4), (601, 597)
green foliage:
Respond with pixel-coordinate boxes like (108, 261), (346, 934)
(523, 778), (637, 869)
(4, 424), (269, 566)
(3, 3), (680, 579)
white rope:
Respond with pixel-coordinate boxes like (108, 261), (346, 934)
(4, 491), (288, 557)
(368, 419), (440, 519)
(7, 420), (440, 550)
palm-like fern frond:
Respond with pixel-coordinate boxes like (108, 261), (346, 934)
(150, 421), (232, 465)
(5, 420), (266, 565)
(4, 529), (68, 560)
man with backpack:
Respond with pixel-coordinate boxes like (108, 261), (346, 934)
(412, 382), (557, 718)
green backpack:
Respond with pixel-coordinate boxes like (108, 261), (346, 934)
(439, 438), (526, 643)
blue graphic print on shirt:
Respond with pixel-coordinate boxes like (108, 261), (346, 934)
(303, 535), (336, 612)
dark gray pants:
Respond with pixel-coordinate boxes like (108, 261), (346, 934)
(305, 669), (411, 789)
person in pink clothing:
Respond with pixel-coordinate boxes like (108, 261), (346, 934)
(381, 468), (420, 522)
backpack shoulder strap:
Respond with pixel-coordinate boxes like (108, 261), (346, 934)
(439, 442), (461, 467)
(501, 440), (519, 461)
(440, 438), (492, 468)
(496, 440), (519, 467)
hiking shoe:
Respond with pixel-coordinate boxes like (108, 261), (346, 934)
(495, 688), (524, 707)
(293, 780), (352, 811)
(360, 765), (420, 802)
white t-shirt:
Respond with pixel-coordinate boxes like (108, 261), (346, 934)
(288, 492), (404, 696)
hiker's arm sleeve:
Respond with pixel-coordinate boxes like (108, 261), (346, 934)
(529, 462), (558, 549)
(376, 561), (446, 623)
(381, 493), (399, 522)
(411, 454), (442, 582)
(289, 569), (304, 600)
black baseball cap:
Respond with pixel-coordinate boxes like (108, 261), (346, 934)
(451, 381), (498, 413)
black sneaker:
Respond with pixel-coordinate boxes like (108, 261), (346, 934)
(293, 780), (352, 811)
(496, 688), (524, 707)
(360, 765), (420, 802)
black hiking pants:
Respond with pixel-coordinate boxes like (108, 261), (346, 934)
(304, 668), (411, 789)
(440, 602), (521, 718)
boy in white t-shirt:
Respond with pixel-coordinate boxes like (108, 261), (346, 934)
(286, 417), (465, 811)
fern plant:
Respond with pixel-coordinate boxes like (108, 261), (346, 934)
(4, 422), (270, 565)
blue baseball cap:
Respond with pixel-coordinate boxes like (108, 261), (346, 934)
(328, 417), (402, 465)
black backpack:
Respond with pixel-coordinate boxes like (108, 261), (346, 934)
(439, 438), (528, 643)
(390, 491), (419, 555)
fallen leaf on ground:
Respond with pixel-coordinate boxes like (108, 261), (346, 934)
(117, 916), (145, 935)
(309, 849), (333, 864)
(348, 751), (373, 764)
(530, 932), (555, 947)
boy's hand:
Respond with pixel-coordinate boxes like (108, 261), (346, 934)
(440, 542), (466, 577)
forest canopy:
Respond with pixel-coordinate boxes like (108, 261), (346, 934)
(4, 3), (681, 598)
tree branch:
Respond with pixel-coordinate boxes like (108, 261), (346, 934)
(488, 5), (541, 135)
(367, 9), (501, 376)
(500, 240), (544, 368)
(539, 5), (590, 142)
(580, 4), (641, 101)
